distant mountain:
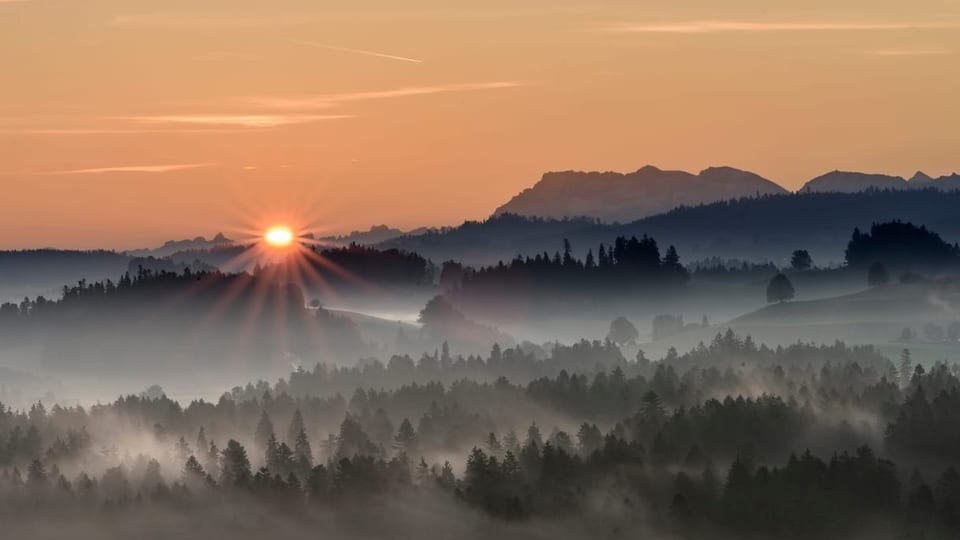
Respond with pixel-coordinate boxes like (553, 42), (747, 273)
(319, 225), (424, 246)
(381, 189), (960, 265)
(935, 173), (960, 190)
(799, 171), (908, 193)
(493, 165), (787, 222)
(800, 170), (960, 193)
(127, 232), (233, 258)
(908, 171), (935, 185)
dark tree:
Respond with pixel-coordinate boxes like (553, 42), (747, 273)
(846, 221), (960, 270)
(766, 273), (795, 303)
(790, 249), (813, 271)
(220, 439), (252, 487)
(254, 411), (275, 457)
(607, 316), (639, 345)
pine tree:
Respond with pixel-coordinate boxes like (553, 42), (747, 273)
(254, 410), (275, 456)
(438, 461), (456, 490)
(484, 432), (502, 456)
(220, 439), (252, 488)
(525, 422), (543, 449)
(287, 410), (305, 447)
(196, 427), (208, 455)
(899, 349), (913, 389)
(205, 440), (220, 479)
(294, 428), (314, 472)
(183, 455), (205, 480)
(394, 418), (417, 454)
(503, 430), (520, 453)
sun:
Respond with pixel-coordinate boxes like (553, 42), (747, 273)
(264, 226), (295, 247)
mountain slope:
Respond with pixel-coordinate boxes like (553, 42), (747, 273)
(799, 170), (908, 193)
(800, 170), (960, 193)
(127, 233), (234, 258)
(381, 189), (960, 265)
(493, 165), (787, 222)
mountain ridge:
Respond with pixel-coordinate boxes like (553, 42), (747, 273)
(493, 165), (787, 222)
(381, 188), (960, 265)
(493, 165), (960, 223)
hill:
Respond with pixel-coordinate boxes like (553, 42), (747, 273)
(636, 280), (960, 363)
(318, 225), (426, 246)
(732, 282), (954, 327)
(381, 189), (960, 265)
(0, 250), (132, 303)
(493, 165), (787, 222)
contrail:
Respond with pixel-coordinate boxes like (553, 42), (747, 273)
(293, 41), (423, 63)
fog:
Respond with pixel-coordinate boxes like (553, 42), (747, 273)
(0, 221), (959, 539)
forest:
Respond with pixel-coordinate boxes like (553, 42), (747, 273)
(0, 221), (959, 538)
(0, 330), (959, 538)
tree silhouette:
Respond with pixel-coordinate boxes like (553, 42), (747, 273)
(790, 249), (813, 271)
(846, 220), (960, 270)
(220, 439), (252, 488)
(607, 316), (639, 345)
(766, 273), (795, 303)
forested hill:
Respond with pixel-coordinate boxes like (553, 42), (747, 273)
(0, 269), (368, 378)
(0, 250), (132, 302)
(379, 189), (960, 265)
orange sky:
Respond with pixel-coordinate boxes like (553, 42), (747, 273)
(1, 0), (959, 249)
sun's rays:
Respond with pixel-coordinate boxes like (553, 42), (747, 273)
(160, 210), (387, 369)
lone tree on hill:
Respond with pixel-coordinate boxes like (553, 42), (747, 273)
(766, 273), (795, 303)
(607, 316), (639, 345)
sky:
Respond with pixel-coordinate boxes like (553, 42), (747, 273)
(1, 0), (959, 249)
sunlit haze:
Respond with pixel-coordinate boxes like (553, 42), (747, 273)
(1, 0), (959, 248)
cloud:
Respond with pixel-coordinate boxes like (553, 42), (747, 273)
(293, 41), (423, 64)
(1, 83), (522, 138)
(248, 81), (525, 110)
(0, 128), (242, 135)
(0, 114), (350, 136)
(600, 20), (960, 34)
(42, 163), (215, 175)
(119, 114), (352, 128)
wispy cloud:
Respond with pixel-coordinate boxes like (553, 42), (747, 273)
(119, 114), (352, 128)
(0, 128), (243, 135)
(600, 20), (960, 34)
(2, 83), (522, 137)
(248, 81), (525, 110)
(42, 163), (215, 175)
(293, 41), (423, 63)
(0, 113), (350, 136)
